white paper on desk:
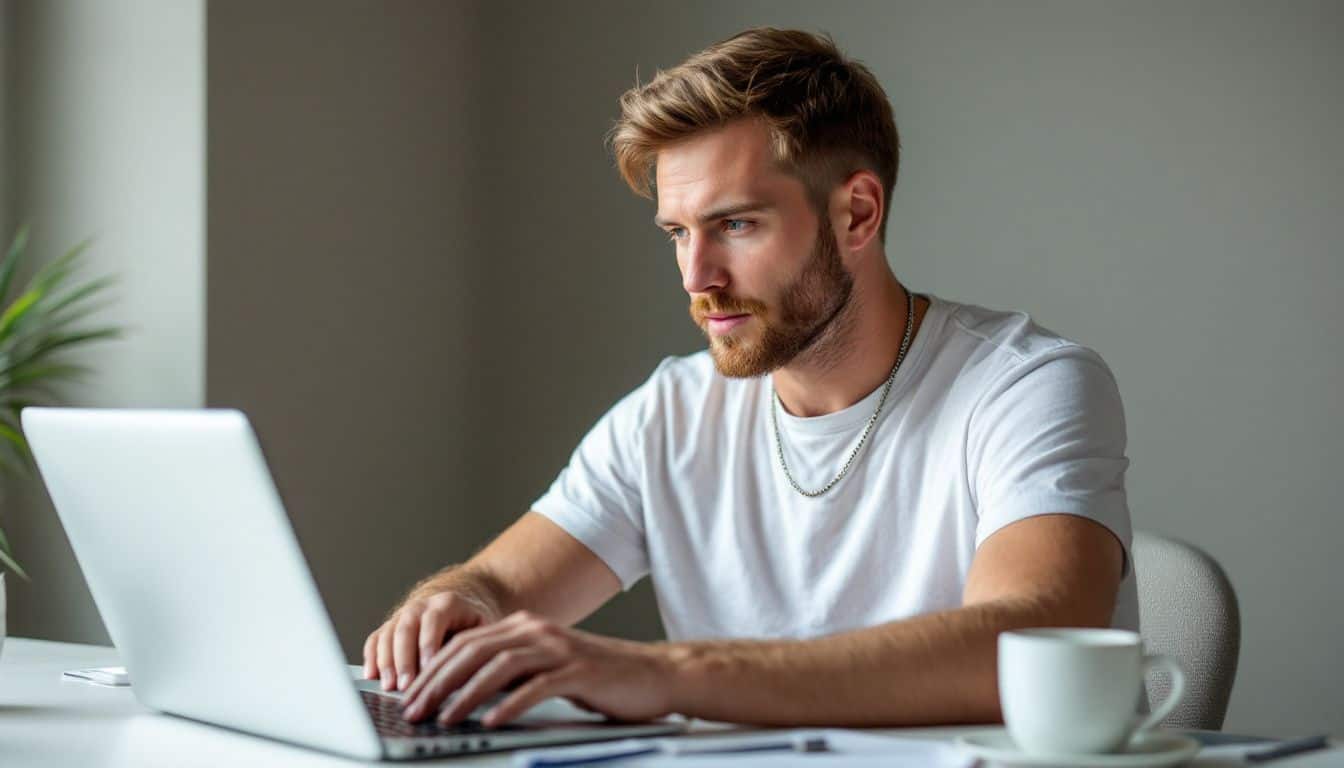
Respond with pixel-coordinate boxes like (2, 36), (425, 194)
(614, 730), (971, 768)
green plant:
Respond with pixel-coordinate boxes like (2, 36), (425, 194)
(0, 227), (122, 580)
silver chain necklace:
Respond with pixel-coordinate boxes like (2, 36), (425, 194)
(770, 286), (916, 498)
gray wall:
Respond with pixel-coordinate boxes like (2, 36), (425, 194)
(206, 1), (486, 652)
(5, 0), (1339, 741)
(1, 0), (205, 643)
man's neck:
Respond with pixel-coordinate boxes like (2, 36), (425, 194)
(770, 268), (928, 418)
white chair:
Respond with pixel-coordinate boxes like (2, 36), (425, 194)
(1133, 531), (1241, 729)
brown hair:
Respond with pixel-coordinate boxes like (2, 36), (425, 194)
(610, 27), (900, 239)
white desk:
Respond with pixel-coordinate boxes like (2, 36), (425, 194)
(0, 637), (1316, 767)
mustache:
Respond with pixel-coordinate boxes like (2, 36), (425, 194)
(689, 294), (768, 322)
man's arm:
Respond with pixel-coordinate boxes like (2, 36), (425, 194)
(403, 511), (621, 625)
(660, 513), (1124, 725)
(364, 511), (620, 690)
(401, 512), (1123, 726)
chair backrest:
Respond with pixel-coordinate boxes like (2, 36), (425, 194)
(1133, 531), (1241, 730)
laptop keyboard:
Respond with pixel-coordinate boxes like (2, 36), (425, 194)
(361, 690), (525, 738)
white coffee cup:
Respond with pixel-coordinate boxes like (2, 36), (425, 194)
(998, 628), (1185, 756)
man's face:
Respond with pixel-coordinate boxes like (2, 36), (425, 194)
(654, 119), (853, 378)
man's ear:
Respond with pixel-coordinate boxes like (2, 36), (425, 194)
(832, 169), (885, 255)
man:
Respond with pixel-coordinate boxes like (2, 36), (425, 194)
(365, 27), (1135, 729)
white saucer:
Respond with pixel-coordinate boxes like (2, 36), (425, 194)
(955, 729), (1201, 767)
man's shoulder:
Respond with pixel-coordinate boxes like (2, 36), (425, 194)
(933, 295), (1114, 384)
(939, 296), (1082, 361)
(925, 296), (1123, 441)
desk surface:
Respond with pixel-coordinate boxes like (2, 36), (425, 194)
(0, 637), (1310, 767)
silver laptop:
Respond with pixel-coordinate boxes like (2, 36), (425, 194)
(21, 407), (683, 760)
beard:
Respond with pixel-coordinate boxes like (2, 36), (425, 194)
(689, 215), (854, 378)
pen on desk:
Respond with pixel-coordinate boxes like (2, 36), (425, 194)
(663, 734), (830, 755)
(524, 744), (659, 768)
(520, 734), (830, 767)
(1245, 734), (1330, 764)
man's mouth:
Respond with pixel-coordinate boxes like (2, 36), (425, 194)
(705, 313), (751, 335)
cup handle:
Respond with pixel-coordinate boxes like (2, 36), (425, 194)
(1132, 653), (1186, 736)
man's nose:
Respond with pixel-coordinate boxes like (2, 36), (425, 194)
(680, 236), (729, 295)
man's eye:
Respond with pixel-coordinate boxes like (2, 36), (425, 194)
(666, 227), (686, 242)
(724, 219), (751, 233)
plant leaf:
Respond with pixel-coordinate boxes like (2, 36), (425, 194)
(0, 419), (27, 456)
(2, 397), (34, 414)
(0, 420), (33, 472)
(0, 497), (28, 571)
(0, 328), (120, 382)
(13, 327), (120, 367)
(0, 408), (35, 475)
(0, 362), (92, 391)
(1, 297), (118, 355)
(29, 238), (91, 295)
(0, 225), (30, 304)
(0, 288), (44, 340)
(3, 380), (68, 403)
(38, 274), (117, 318)
(0, 543), (30, 581)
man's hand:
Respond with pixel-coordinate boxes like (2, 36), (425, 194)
(399, 610), (676, 727)
(363, 590), (498, 692)
(361, 512), (624, 695)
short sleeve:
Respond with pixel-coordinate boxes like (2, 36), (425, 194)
(531, 365), (665, 590)
(967, 347), (1133, 576)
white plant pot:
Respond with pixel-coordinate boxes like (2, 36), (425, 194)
(1, 571), (6, 660)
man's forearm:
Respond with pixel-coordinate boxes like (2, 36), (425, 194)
(394, 513), (622, 630)
(397, 516), (1125, 726)
(662, 595), (1098, 726)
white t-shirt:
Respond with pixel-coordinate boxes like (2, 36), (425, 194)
(533, 293), (1138, 642)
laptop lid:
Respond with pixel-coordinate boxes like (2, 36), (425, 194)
(22, 407), (384, 760)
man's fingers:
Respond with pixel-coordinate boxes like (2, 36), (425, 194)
(482, 668), (576, 727)
(391, 611), (423, 690)
(417, 606), (456, 669)
(362, 629), (379, 679)
(437, 648), (551, 725)
(402, 620), (541, 720)
(377, 618), (400, 691)
(403, 617), (517, 702)
(403, 624), (526, 719)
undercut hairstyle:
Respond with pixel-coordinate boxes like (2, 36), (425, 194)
(610, 27), (901, 239)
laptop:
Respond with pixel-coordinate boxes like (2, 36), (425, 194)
(21, 407), (683, 760)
